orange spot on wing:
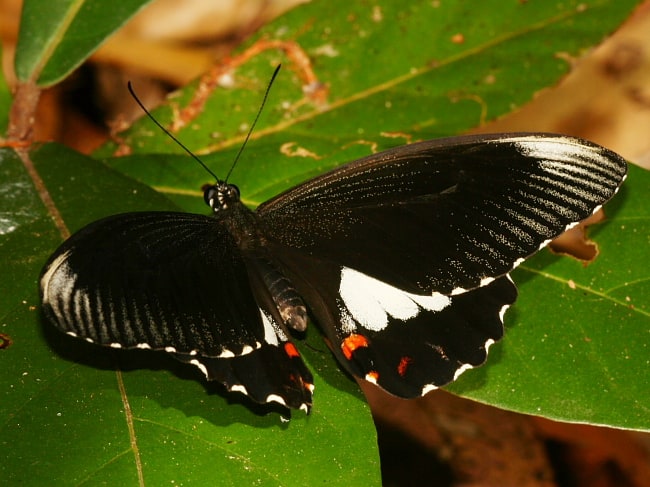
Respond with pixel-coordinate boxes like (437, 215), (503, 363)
(397, 356), (412, 377)
(284, 343), (301, 358)
(341, 333), (369, 360)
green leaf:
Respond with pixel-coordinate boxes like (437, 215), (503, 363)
(2, 0), (647, 485)
(447, 164), (650, 431)
(15, 0), (154, 86)
(0, 144), (379, 485)
(102, 0), (642, 161)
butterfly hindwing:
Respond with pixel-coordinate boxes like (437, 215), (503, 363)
(334, 270), (517, 396)
(40, 212), (313, 410)
(270, 250), (517, 397)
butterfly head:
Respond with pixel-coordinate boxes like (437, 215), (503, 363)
(203, 182), (241, 213)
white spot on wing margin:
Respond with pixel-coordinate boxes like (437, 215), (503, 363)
(419, 297), (505, 397)
(190, 359), (209, 378)
(421, 384), (438, 395)
(364, 373), (378, 384)
(230, 384), (247, 395)
(265, 394), (288, 407)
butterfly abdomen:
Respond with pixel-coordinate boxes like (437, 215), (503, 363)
(246, 256), (308, 332)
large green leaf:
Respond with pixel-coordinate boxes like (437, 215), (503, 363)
(2, 0), (647, 485)
(102, 0), (642, 162)
(14, 0), (154, 86)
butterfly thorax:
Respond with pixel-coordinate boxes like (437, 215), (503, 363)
(204, 182), (261, 249)
(203, 181), (309, 332)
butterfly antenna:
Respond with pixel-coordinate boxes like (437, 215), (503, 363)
(224, 64), (281, 182)
(127, 81), (220, 182)
(129, 65), (281, 184)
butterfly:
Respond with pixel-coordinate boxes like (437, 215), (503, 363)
(39, 119), (627, 414)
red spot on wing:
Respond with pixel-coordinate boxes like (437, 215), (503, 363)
(341, 333), (369, 360)
(284, 342), (301, 358)
(397, 356), (412, 377)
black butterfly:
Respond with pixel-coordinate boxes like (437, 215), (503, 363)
(39, 132), (627, 412)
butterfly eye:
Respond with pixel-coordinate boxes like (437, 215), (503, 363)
(203, 185), (218, 207)
(226, 184), (240, 201)
(220, 184), (240, 208)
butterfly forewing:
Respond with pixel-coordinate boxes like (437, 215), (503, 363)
(258, 134), (627, 295)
